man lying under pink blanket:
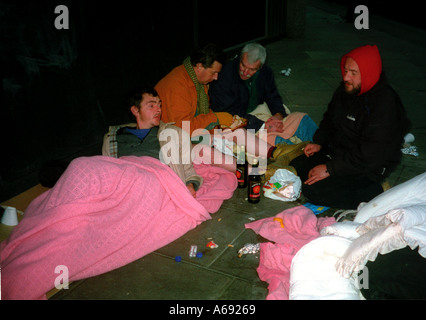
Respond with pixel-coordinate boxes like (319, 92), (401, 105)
(0, 155), (237, 299)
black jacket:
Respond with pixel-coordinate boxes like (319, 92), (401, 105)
(209, 57), (287, 131)
(314, 74), (411, 181)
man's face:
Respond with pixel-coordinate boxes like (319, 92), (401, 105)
(343, 57), (361, 95)
(195, 61), (222, 85)
(133, 93), (162, 129)
(239, 53), (261, 81)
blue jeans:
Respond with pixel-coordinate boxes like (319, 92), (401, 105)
(275, 115), (318, 145)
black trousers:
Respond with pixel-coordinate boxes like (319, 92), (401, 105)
(361, 247), (426, 299)
(290, 150), (383, 210)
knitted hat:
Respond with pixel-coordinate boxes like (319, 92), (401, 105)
(340, 45), (382, 95)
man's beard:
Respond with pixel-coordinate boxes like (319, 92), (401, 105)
(344, 82), (361, 95)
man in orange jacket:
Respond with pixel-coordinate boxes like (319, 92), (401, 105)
(155, 43), (298, 172)
(155, 43), (231, 136)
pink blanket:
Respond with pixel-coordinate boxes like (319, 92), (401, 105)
(0, 156), (237, 299)
(245, 206), (335, 300)
(266, 112), (306, 146)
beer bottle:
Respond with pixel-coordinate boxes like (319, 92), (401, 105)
(236, 146), (247, 188)
(248, 158), (261, 203)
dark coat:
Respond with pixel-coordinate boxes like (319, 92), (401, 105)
(209, 57), (287, 131)
(315, 74), (411, 181)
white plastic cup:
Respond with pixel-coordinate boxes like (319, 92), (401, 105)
(1, 206), (18, 226)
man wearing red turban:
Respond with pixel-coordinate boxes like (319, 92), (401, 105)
(290, 45), (411, 209)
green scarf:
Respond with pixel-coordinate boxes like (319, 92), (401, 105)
(183, 56), (210, 116)
(244, 71), (259, 113)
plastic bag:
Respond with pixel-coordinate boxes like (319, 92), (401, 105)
(263, 169), (301, 201)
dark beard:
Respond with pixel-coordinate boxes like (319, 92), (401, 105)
(343, 82), (361, 95)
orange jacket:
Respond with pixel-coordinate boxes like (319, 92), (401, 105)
(155, 64), (218, 136)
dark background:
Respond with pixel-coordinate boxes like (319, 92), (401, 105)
(1, 0), (424, 201)
(0, 0), (290, 201)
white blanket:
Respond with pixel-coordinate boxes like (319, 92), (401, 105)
(354, 172), (426, 223)
(334, 204), (426, 278)
(290, 236), (364, 300)
(290, 173), (426, 299)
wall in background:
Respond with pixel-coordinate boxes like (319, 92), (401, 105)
(0, 0), (304, 201)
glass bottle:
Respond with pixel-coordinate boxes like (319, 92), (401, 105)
(236, 145), (247, 188)
(248, 158), (260, 203)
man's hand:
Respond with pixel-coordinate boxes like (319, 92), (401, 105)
(304, 164), (329, 185)
(265, 117), (283, 133)
(215, 112), (234, 127)
(187, 183), (196, 198)
(304, 143), (322, 157)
